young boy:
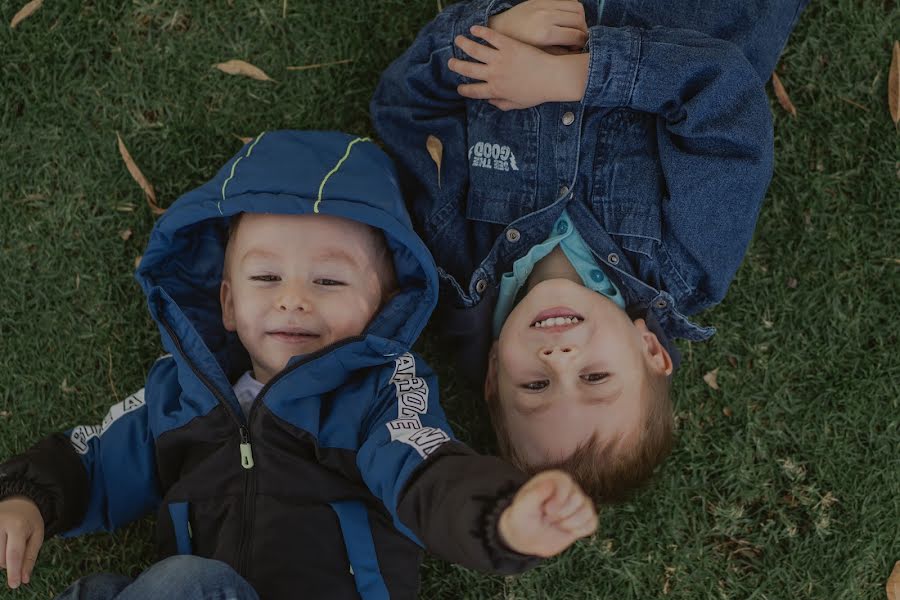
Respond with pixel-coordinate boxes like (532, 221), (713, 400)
(0, 131), (597, 599)
(371, 0), (807, 501)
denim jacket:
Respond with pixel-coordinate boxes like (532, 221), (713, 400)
(371, 0), (806, 381)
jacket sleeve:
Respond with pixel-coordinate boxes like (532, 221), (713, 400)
(580, 25), (774, 305)
(0, 386), (161, 537)
(356, 352), (542, 574)
(370, 0), (508, 236)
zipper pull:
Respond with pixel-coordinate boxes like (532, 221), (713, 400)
(239, 427), (254, 469)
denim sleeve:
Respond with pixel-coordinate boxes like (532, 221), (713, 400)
(582, 26), (774, 305)
(370, 0), (510, 234)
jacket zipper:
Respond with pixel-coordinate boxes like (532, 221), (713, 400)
(158, 313), (369, 576)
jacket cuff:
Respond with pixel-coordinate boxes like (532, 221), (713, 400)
(452, 0), (515, 61)
(476, 483), (544, 572)
(583, 25), (641, 108)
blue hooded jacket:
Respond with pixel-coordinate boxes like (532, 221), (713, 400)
(0, 131), (538, 600)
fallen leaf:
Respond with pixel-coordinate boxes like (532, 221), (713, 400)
(727, 356), (738, 368)
(119, 228), (133, 241)
(134, 255), (142, 269)
(786, 277), (798, 289)
(722, 406), (733, 417)
(888, 561), (900, 600)
(116, 133), (165, 215)
(889, 41), (899, 126)
(426, 135), (443, 188)
(213, 59), (274, 82)
(60, 378), (77, 394)
(703, 368), (720, 390)
(0, 411), (10, 418)
(763, 319), (774, 328)
(771, 72), (797, 118)
(235, 135), (254, 144)
(10, 0), (43, 29)
(286, 58), (352, 71)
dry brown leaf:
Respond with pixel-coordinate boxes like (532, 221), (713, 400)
(727, 356), (738, 368)
(786, 277), (798, 289)
(119, 228), (133, 241)
(426, 135), (443, 188)
(703, 368), (720, 390)
(889, 41), (899, 126)
(134, 255), (143, 269)
(213, 59), (274, 82)
(771, 72), (797, 118)
(235, 135), (254, 145)
(722, 406), (733, 417)
(60, 378), (77, 394)
(0, 411), (10, 418)
(10, 0), (43, 29)
(287, 58), (353, 71)
(116, 133), (165, 215)
(887, 561), (900, 600)
(763, 318), (774, 328)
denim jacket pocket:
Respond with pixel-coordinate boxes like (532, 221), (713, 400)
(465, 102), (539, 225)
(592, 109), (663, 243)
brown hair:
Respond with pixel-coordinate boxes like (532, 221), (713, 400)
(486, 362), (673, 504)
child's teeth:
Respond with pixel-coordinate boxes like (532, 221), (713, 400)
(532, 316), (582, 327)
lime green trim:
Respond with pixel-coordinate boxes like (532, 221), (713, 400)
(313, 136), (371, 214)
(218, 132), (267, 215)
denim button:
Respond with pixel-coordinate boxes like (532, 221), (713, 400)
(556, 220), (569, 234)
(505, 228), (521, 243)
(562, 111), (575, 126)
(655, 299), (667, 309)
(607, 253), (619, 265)
(590, 269), (604, 282)
(558, 185), (569, 198)
(476, 279), (487, 293)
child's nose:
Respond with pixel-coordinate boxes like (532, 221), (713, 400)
(277, 283), (310, 312)
(538, 345), (578, 360)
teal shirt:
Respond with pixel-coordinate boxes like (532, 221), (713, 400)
(492, 211), (625, 337)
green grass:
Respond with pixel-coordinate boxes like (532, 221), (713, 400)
(1, 0), (898, 598)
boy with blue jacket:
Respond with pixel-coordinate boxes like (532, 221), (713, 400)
(0, 131), (597, 599)
(372, 0), (807, 501)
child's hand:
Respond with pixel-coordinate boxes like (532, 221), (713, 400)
(498, 470), (598, 557)
(488, 0), (588, 51)
(450, 26), (587, 110)
(0, 497), (44, 589)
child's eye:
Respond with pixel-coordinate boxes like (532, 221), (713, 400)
(314, 279), (345, 286)
(250, 275), (280, 282)
(581, 372), (609, 383)
(522, 380), (549, 391)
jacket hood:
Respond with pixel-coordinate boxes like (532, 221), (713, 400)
(135, 130), (438, 383)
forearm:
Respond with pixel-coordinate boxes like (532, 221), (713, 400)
(396, 442), (542, 574)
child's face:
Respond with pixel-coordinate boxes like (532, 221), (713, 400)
(490, 279), (672, 465)
(221, 213), (385, 384)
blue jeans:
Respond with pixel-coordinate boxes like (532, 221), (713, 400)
(54, 555), (259, 600)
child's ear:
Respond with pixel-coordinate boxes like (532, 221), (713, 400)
(635, 318), (673, 376)
(484, 342), (500, 404)
(220, 280), (237, 332)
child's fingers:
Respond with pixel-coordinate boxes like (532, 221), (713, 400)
(470, 25), (509, 49)
(5, 535), (25, 589)
(554, 10), (588, 32)
(21, 529), (41, 585)
(458, 83), (495, 100)
(448, 59), (489, 82)
(553, 0), (586, 15)
(551, 26), (588, 47)
(0, 531), (7, 570)
(548, 490), (586, 523)
(454, 35), (497, 63)
(542, 473), (574, 514)
(557, 505), (598, 537)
